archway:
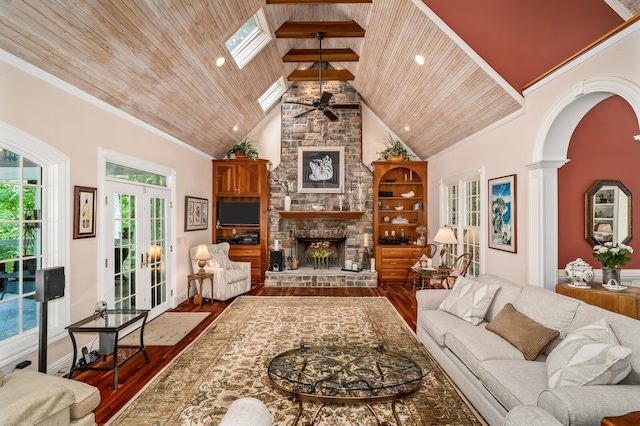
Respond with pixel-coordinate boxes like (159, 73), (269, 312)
(527, 77), (640, 290)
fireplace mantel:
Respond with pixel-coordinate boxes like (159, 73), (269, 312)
(277, 211), (365, 220)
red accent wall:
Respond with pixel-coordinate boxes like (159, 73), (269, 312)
(422, 0), (622, 92)
(558, 95), (640, 270)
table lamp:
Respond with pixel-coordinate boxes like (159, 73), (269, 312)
(193, 244), (212, 275)
(433, 226), (457, 267)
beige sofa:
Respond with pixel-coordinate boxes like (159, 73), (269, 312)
(0, 368), (100, 425)
(416, 274), (640, 426)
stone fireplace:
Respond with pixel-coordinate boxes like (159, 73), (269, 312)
(264, 79), (377, 287)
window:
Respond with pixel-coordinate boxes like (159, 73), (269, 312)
(0, 122), (69, 368)
(225, 9), (272, 69)
(0, 149), (42, 341)
(441, 171), (483, 277)
(258, 77), (286, 111)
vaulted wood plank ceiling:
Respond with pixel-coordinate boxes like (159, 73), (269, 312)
(0, 0), (636, 159)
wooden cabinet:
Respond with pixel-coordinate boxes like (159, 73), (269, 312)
(556, 282), (640, 319)
(212, 159), (270, 283)
(215, 161), (263, 195)
(373, 161), (428, 284)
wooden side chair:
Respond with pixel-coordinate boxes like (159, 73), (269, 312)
(441, 253), (472, 289)
(404, 243), (437, 286)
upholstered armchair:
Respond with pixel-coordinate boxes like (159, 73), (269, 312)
(189, 243), (251, 301)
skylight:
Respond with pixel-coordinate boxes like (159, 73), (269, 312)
(225, 9), (271, 69)
(258, 77), (286, 112)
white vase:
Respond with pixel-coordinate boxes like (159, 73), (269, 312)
(284, 195), (291, 211)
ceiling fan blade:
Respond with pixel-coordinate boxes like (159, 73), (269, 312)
(323, 109), (339, 121)
(319, 91), (333, 104)
(330, 104), (360, 109)
(293, 109), (315, 119)
(285, 101), (315, 107)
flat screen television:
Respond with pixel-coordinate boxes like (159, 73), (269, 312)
(218, 201), (260, 227)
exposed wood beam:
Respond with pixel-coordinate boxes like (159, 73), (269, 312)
(283, 48), (359, 62)
(288, 69), (355, 81)
(267, 0), (371, 3)
(275, 21), (365, 38)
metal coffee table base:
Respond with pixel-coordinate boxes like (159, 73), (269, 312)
(267, 341), (429, 426)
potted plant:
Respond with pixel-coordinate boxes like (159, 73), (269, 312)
(377, 134), (412, 161)
(227, 135), (259, 160)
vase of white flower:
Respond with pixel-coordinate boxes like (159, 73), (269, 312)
(281, 180), (294, 211)
(593, 242), (633, 283)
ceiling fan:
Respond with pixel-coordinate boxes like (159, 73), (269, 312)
(285, 32), (360, 122)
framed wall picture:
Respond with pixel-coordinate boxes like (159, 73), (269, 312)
(488, 174), (517, 252)
(297, 146), (345, 193)
(185, 196), (208, 231)
(73, 186), (97, 239)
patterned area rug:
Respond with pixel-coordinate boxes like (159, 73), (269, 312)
(108, 297), (486, 425)
(119, 312), (210, 346)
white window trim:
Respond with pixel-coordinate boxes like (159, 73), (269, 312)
(0, 122), (70, 370)
(227, 8), (272, 70)
(439, 167), (485, 275)
(258, 76), (286, 112)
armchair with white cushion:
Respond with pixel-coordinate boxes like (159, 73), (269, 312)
(189, 243), (251, 301)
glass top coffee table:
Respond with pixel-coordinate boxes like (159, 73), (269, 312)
(67, 309), (150, 389)
(267, 341), (430, 425)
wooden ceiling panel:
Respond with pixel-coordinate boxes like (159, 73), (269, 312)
(0, 0), (522, 159)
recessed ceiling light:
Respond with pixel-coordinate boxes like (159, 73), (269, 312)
(232, 125), (239, 132)
(404, 125), (411, 131)
(300, 65), (307, 70)
(216, 57), (225, 67)
(415, 55), (424, 65)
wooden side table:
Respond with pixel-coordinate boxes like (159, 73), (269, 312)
(601, 411), (640, 426)
(556, 282), (640, 319)
(187, 273), (213, 307)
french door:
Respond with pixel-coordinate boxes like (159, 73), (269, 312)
(103, 181), (170, 320)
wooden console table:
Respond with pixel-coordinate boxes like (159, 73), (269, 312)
(556, 282), (640, 319)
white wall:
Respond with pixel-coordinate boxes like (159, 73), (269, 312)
(426, 27), (640, 287)
(0, 55), (213, 371)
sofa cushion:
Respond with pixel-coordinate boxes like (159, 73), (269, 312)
(438, 276), (500, 325)
(478, 359), (549, 409)
(514, 285), (579, 339)
(569, 303), (640, 385)
(476, 275), (523, 322)
(225, 269), (248, 283)
(2, 370), (75, 425)
(445, 324), (526, 377)
(486, 303), (559, 361)
(546, 319), (632, 388)
(419, 309), (474, 346)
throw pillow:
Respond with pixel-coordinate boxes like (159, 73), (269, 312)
(486, 303), (560, 361)
(546, 319), (632, 388)
(438, 277), (499, 325)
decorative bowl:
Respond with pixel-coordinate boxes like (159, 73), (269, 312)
(401, 191), (415, 198)
(311, 204), (325, 211)
(564, 258), (594, 287)
(394, 206), (404, 211)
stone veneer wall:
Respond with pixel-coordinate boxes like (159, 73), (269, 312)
(268, 79), (374, 268)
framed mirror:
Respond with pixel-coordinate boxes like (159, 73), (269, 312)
(585, 180), (632, 245)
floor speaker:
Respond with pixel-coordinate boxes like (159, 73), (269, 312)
(36, 266), (65, 302)
(269, 250), (284, 271)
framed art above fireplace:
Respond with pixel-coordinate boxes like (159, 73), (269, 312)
(298, 147), (345, 193)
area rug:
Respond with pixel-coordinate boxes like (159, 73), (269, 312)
(119, 312), (210, 346)
(108, 297), (486, 425)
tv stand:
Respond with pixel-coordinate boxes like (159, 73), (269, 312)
(212, 159), (270, 283)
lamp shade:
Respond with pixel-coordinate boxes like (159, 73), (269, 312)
(433, 226), (457, 245)
(193, 244), (212, 261)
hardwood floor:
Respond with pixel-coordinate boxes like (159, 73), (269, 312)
(74, 282), (420, 425)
